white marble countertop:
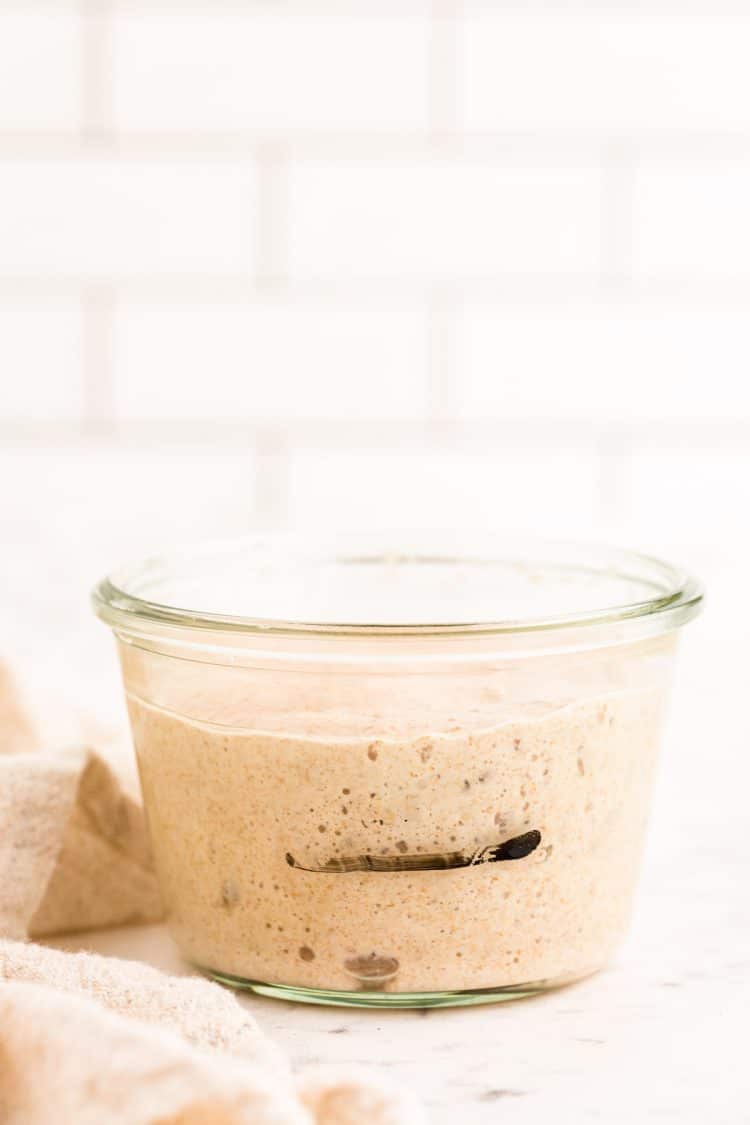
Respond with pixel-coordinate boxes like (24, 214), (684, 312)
(2, 445), (747, 1124)
(49, 828), (747, 1124)
(19, 593), (750, 1122)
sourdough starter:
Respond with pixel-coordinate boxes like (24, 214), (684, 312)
(126, 673), (665, 995)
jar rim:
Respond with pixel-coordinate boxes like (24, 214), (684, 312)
(91, 533), (703, 643)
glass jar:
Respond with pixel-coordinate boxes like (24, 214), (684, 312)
(93, 535), (702, 1008)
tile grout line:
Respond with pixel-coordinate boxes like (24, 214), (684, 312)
(81, 285), (117, 435)
(596, 145), (636, 524)
(253, 428), (291, 531)
(79, 0), (117, 435)
(427, 286), (461, 425)
(599, 142), (636, 292)
(429, 0), (462, 140)
(595, 426), (633, 531)
(254, 144), (291, 526)
(4, 129), (750, 160)
(5, 275), (750, 300)
(255, 141), (289, 291)
(80, 0), (115, 149)
(427, 2), (462, 431)
(2, 417), (750, 449)
(35, 0), (750, 17)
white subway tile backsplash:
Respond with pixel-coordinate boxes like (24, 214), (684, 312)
(464, 11), (750, 133)
(0, 443), (257, 582)
(115, 297), (428, 420)
(0, 298), (83, 419)
(460, 298), (750, 422)
(288, 446), (599, 535)
(0, 443), (241, 659)
(0, 441), (258, 682)
(113, 9), (429, 133)
(625, 444), (748, 544)
(0, 160), (257, 277)
(0, 0), (747, 580)
(633, 161), (750, 280)
(288, 160), (602, 280)
(0, 7), (80, 131)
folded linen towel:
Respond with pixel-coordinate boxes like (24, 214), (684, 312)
(0, 660), (421, 1125)
(0, 938), (283, 1070)
(0, 745), (163, 940)
(0, 980), (304, 1125)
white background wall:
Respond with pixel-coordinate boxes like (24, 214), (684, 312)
(1, 12), (746, 1111)
(0, 1), (747, 661)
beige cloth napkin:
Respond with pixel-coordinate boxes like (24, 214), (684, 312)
(0, 662), (421, 1125)
(0, 745), (163, 940)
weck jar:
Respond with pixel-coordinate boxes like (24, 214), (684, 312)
(93, 534), (702, 1007)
